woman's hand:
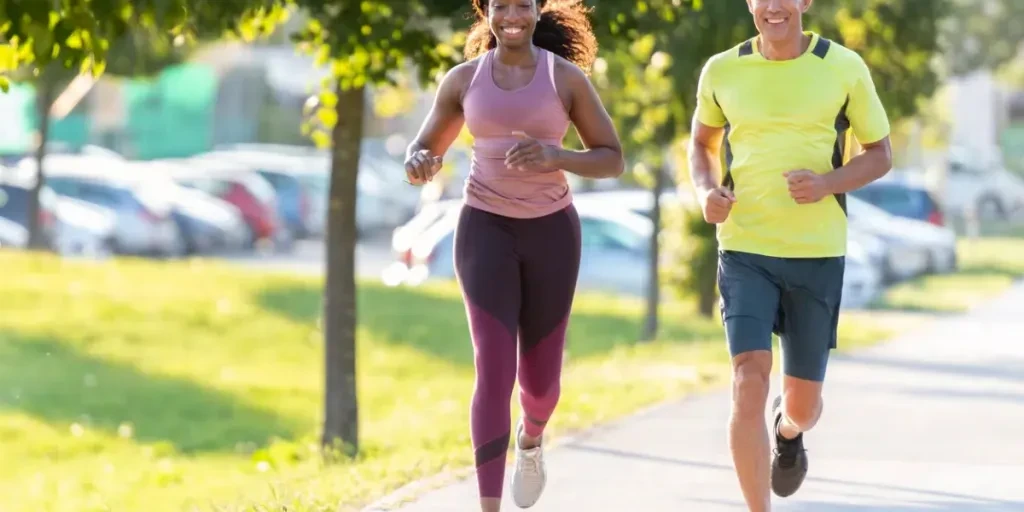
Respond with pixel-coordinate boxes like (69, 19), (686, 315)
(505, 131), (560, 171)
(404, 149), (443, 185)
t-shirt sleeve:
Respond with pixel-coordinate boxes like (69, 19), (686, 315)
(695, 58), (727, 128)
(846, 56), (890, 145)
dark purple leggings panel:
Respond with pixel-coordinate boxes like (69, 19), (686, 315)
(453, 203), (581, 499)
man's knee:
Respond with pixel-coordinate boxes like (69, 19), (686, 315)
(782, 376), (824, 431)
(731, 351), (772, 416)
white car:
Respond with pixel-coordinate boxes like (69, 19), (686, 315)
(386, 201), (655, 297)
(846, 195), (957, 282)
(0, 215), (28, 248)
(939, 146), (1024, 220)
(842, 238), (883, 309)
(52, 196), (116, 258)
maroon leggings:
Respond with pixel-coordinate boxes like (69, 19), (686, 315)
(453, 203), (581, 499)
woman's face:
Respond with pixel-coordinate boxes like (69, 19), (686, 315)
(488, 0), (538, 50)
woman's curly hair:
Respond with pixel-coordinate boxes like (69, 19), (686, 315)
(464, 0), (598, 73)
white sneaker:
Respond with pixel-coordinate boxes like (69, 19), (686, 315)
(510, 419), (547, 508)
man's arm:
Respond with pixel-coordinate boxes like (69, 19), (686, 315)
(689, 57), (730, 197)
(821, 137), (892, 194)
(823, 57), (893, 194)
(689, 120), (726, 196)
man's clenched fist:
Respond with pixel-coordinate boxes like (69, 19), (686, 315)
(701, 186), (737, 224)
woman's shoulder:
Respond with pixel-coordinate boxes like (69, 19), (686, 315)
(549, 51), (590, 89)
(446, 56), (486, 85)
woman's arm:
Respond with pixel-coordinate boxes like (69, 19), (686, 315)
(405, 62), (473, 183)
(541, 60), (625, 179)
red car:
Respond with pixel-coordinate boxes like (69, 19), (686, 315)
(152, 159), (280, 248)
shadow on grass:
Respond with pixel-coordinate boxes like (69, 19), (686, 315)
(257, 282), (723, 368)
(0, 332), (301, 453)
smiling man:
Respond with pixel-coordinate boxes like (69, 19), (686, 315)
(687, 0), (892, 510)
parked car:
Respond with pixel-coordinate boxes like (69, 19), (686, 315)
(842, 238), (883, 309)
(0, 179), (59, 249)
(0, 215), (28, 248)
(847, 195), (957, 281)
(194, 150), (317, 240)
(205, 144), (415, 237)
(14, 155), (184, 257)
(52, 196), (117, 258)
(939, 146), (1024, 220)
(388, 200), (655, 297)
(153, 158), (283, 251)
(850, 174), (947, 227)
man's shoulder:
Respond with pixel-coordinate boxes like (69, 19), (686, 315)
(816, 37), (869, 71)
(702, 39), (755, 76)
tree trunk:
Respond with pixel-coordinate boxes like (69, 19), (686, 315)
(640, 167), (663, 342)
(27, 74), (56, 251)
(321, 84), (363, 458)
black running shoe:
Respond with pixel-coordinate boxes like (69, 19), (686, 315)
(770, 395), (808, 497)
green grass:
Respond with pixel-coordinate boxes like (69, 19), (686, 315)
(0, 247), (962, 512)
(869, 236), (1024, 313)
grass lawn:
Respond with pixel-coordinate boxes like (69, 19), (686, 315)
(869, 237), (1024, 313)
(0, 234), (1020, 512)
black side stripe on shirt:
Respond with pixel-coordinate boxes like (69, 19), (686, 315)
(832, 97), (851, 215)
(714, 93), (735, 190)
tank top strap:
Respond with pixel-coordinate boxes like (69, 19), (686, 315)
(544, 49), (558, 97)
(467, 49), (493, 92)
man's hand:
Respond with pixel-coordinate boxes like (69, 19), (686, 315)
(784, 169), (831, 204)
(700, 186), (737, 224)
(505, 131), (559, 171)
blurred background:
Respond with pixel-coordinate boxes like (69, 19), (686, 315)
(2, 1), (1024, 511)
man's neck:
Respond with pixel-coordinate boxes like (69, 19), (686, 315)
(759, 32), (811, 61)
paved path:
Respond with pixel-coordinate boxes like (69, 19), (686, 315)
(374, 282), (1024, 511)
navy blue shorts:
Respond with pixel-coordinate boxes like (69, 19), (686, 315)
(717, 250), (845, 382)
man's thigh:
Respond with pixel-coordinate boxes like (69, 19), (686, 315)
(776, 256), (845, 382)
(718, 250), (782, 357)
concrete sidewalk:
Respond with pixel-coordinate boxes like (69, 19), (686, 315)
(376, 283), (1024, 511)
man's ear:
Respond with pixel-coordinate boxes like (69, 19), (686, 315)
(802, 0), (814, 13)
(747, 0), (754, 14)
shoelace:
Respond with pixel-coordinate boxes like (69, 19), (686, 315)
(518, 451), (541, 478)
(774, 442), (804, 468)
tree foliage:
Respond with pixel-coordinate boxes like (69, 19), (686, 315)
(939, 0), (1024, 78)
(0, 0), (288, 90)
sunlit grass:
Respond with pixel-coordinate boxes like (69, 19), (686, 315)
(870, 237), (1024, 313)
(0, 240), (986, 512)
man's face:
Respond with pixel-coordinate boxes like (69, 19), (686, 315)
(747, 0), (811, 44)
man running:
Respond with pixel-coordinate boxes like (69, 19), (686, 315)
(687, 1), (892, 510)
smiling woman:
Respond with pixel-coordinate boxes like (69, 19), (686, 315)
(402, 0), (624, 510)
(464, 0), (598, 71)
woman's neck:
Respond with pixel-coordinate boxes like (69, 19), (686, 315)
(494, 44), (538, 66)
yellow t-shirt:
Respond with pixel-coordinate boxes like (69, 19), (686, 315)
(695, 32), (890, 258)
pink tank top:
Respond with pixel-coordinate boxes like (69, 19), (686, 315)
(461, 48), (573, 219)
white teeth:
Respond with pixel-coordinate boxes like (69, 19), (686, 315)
(503, 27), (523, 34)
(767, 18), (786, 24)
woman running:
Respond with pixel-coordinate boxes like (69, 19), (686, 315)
(404, 0), (623, 509)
